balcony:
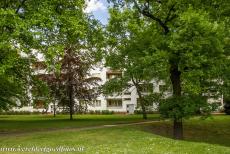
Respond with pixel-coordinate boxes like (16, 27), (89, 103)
(106, 70), (122, 80)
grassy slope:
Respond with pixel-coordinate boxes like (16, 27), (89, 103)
(0, 115), (229, 154)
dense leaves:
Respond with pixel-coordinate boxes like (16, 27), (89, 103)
(0, 0), (104, 112)
(107, 0), (229, 139)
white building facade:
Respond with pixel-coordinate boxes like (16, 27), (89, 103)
(81, 66), (161, 114)
(12, 53), (224, 114)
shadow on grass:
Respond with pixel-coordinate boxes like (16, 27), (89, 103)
(140, 115), (230, 148)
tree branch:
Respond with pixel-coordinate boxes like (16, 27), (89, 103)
(164, 3), (176, 24)
(132, 0), (169, 34)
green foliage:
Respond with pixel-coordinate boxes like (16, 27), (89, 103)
(0, 111), (41, 115)
(0, 0), (104, 112)
(0, 44), (30, 111)
(101, 110), (115, 115)
(107, 0), (228, 124)
(134, 110), (158, 114)
(159, 95), (217, 119)
(102, 77), (130, 95)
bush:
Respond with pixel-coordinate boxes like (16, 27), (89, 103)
(101, 110), (114, 115)
(224, 97), (230, 115)
(86, 110), (114, 115)
(0, 111), (41, 115)
(134, 110), (158, 114)
(159, 95), (214, 119)
(95, 110), (101, 114)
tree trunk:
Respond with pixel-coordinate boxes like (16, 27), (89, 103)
(69, 85), (73, 120)
(67, 51), (74, 120)
(173, 118), (183, 139)
(53, 101), (56, 117)
(68, 72), (74, 120)
(170, 62), (183, 139)
(141, 101), (147, 120)
(54, 73), (60, 117)
(136, 89), (147, 120)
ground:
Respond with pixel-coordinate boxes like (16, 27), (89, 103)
(0, 114), (229, 154)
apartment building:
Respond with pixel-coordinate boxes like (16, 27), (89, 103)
(86, 66), (161, 114)
(12, 55), (162, 114)
(12, 51), (224, 114)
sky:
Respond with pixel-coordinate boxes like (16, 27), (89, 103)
(85, 0), (109, 25)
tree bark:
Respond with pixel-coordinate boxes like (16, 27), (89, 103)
(68, 83), (73, 120)
(131, 77), (147, 119)
(173, 118), (183, 139)
(170, 62), (183, 139)
(67, 50), (74, 120)
(53, 101), (56, 117)
(136, 88), (147, 120)
(140, 99), (147, 120)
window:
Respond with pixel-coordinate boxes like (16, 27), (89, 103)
(136, 98), (141, 107)
(106, 74), (122, 80)
(91, 100), (101, 107)
(123, 98), (131, 101)
(106, 70), (122, 80)
(124, 91), (131, 95)
(107, 99), (122, 107)
(91, 73), (101, 78)
(79, 100), (89, 105)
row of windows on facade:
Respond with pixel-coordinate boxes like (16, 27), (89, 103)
(37, 96), (159, 109)
(88, 98), (146, 108)
(79, 99), (123, 107)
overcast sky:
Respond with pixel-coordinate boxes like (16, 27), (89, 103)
(85, 0), (109, 25)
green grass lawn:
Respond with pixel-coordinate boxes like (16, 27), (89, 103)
(0, 114), (159, 133)
(0, 114), (229, 154)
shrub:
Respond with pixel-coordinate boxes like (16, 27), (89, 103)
(159, 95), (214, 119)
(86, 110), (114, 115)
(134, 110), (158, 114)
(95, 110), (101, 114)
(0, 111), (41, 115)
(101, 110), (114, 115)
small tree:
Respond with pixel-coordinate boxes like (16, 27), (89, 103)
(29, 0), (104, 119)
(61, 48), (101, 120)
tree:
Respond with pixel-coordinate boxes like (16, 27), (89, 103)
(18, 0), (104, 119)
(1, 0), (104, 115)
(38, 49), (101, 119)
(62, 48), (101, 120)
(0, 0), (35, 110)
(108, 0), (227, 139)
(104, 9), (167, 119)
(40, 2), (103, 120)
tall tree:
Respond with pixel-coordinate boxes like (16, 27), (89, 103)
(1, 0), (104, 114)
(104, 9), (167, 119)
(0, 0), (37, 110)
(32, 0), (104, 120)
(108, 0), (227, 139)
